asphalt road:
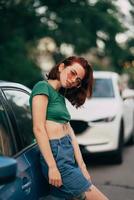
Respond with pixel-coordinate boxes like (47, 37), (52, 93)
(85, 144), (134, 200)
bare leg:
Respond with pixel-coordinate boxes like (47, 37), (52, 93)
(85, 185), (109, 200)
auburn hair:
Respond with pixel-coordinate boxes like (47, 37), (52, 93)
(47, 56), (94, 108)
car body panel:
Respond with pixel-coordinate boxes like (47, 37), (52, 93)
(0, 154), (34, 200)
(0, 81), (49, 199)
(66, 71), (134, 154)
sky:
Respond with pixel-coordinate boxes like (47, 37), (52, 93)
(115, 0), (133, 43)
(116, 0), (131, 14)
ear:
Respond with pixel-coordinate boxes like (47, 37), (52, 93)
(59, 63), (65, 72)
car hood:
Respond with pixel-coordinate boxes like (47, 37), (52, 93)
(66, 98), (121, 122)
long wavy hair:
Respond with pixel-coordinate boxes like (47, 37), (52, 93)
(47, 56), (93, 108)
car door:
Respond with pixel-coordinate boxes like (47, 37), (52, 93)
(0, 88), (37, 200)
(0, 95), (34, 200)
(122, 97), (134, 139)
(0, 87), (48, 200)
(117, 82), (134, 140)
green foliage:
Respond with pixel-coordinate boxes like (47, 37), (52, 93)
(0, 36), (42, 88)
(0, 0), (133, 87)
(0, 0), (43, 87)
(39, 0), (125, 54)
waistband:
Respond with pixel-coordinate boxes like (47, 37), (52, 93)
(49, 134), (72, 145)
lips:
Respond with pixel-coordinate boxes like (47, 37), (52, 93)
(66, 80), (72, 87)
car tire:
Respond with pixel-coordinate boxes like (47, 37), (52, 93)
(127, 114), (134, 145)
(128, 133), (134, 145)
(113, 122), (124, 164)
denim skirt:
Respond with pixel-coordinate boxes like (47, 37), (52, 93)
(40, 134), (92, 199)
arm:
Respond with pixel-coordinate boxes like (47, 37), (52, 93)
(67, 122), (91, 181)
(32, 95), (62, 187)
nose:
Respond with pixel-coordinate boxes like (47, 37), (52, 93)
(71, 76), (77, 83)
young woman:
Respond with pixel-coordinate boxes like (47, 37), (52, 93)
(29, 56), (109, 200)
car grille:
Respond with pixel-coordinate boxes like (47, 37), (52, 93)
(70, 120), (89, 135)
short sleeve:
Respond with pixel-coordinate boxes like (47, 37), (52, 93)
(29, 81), (49, 111)
(31, 81), (49, 98)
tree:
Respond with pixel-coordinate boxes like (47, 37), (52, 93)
(0, 0), (133, 87)
(0, 0), (43, 87)
(121, 0), (134, 88)
(39, 0), (128, 71)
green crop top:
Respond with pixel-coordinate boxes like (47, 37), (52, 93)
(29, 81), (71, 123)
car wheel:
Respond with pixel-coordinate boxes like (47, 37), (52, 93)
(127, 114), (134, 145)
(113, 122), (124, 164)
(127, 131), (134, 145)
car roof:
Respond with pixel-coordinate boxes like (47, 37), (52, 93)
(93, 71), (119, 79)
(0, 80), (31, 93)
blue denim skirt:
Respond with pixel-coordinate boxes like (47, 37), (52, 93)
(40, 134), (92, 199)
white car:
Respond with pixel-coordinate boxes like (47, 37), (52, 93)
(66, 71), (134, 164)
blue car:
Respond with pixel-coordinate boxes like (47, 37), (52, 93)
(0, 81), (49, 200)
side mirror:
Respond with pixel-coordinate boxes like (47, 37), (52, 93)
(122, 89), (134, 100)
(0, 156), (17, 184)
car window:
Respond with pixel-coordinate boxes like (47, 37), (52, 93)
(4, 89), (35, 149)
(92, 78), (115, 98)
(0, 101), (15, 156)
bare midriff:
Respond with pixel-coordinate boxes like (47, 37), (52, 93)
(45, 120), (71, 140)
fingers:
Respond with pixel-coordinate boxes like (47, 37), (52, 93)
(49, 166), (63, 187)
(49, 177), (63, 187)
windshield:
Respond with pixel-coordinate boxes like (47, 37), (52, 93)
(92, 78), (115, 98)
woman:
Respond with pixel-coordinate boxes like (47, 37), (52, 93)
(29, 56), (109, 200)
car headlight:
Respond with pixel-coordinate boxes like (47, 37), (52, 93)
(88, 116), (116, 126)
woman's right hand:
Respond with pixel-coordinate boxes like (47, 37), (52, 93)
(48, 166), (63, 187)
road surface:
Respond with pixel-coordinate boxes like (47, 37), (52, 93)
(85, 144), (134, 200)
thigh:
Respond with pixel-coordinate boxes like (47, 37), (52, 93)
(85, 185), (109, 200)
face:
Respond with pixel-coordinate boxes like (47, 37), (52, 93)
(59, 62), (85, 88)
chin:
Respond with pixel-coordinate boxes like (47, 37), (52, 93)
(61, 81), (68, 88)
(62, 85), (70, 89)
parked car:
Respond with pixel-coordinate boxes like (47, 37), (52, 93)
(66, 71), (134, 164)
(0, 81), (49, 200)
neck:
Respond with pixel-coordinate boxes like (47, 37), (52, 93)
(47, 79), (61, 91)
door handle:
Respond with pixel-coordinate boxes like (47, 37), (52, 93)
(22, 181), (31, 190)
(22, 177), (32, 194)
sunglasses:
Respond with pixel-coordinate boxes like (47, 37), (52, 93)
(69, 69), (82, 88)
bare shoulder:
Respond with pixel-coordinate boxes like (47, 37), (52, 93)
(32, 95), (49, 113)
